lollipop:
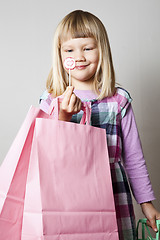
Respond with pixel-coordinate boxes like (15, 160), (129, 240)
(64, 57), (75, 86)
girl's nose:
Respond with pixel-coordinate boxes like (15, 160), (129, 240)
(74, 50), (86, 62)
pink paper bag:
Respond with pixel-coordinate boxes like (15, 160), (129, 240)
(0, 106), (49, 240)
(22, 98), (119, 240)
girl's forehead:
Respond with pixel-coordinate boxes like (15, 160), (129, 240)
(61, 37), (97, 47)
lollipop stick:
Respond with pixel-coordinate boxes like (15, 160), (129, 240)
(64, 57), (75, 86)
(69, 68), (71, 86)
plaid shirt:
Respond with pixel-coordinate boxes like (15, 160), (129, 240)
(71, 88), (136, 240)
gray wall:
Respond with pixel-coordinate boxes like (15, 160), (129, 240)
(0, 0), (160, 223)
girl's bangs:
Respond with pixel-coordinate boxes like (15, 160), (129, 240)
(59, 17), (97, 44)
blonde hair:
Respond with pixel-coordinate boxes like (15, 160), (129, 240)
(46, 10), (115, 100)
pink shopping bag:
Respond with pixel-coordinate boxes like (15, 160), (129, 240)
(22, 98), (119, 240)
(0, 106), (49, 240)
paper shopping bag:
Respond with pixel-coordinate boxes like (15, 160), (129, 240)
(0, 106), (49, 240)
(22, 98), (119, 240)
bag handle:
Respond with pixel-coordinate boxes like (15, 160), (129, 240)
(48, 97), (91, 125)
(136, 218), (160, 240)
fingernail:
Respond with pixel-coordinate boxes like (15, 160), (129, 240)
(66, 87), (71, 92)
(69, 86), (74, 90)
(154, 228), (158, 232)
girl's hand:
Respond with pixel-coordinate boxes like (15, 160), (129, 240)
(59, 86), (82, 121)
(140, 201), (160, 232)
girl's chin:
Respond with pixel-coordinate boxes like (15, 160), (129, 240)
(72, 75), (94, 82)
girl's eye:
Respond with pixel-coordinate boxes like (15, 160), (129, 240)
(84, 48), (92, 51)
(66, 49), (73, 52)
(84, 47), (94, 51)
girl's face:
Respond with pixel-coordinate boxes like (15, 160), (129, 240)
(61, 37), (99, 90)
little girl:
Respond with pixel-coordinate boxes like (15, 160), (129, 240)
(40, 10), (160, 240)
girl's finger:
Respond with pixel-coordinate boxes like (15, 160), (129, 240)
(78, 99), (82, 110)
(69, 94), (77, 111)
(62, 87), (74, 108)
(62, 86), (69, 97)
(62, 86), (73, 97)
(147, 218), (158, 232)
(74, 98), (82, 113)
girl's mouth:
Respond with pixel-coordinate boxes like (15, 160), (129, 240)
(75, 64), (89, 70)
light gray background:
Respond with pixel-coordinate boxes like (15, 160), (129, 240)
(0, 0), (160, 224)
